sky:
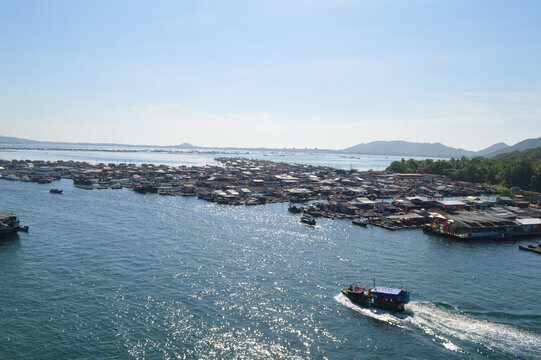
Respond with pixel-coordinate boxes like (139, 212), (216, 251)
(1, 0), (540, 150)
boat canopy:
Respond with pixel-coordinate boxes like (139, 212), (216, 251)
(371, 286), (407, 300)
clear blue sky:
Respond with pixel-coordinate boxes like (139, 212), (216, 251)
(1, 0), (540, 150)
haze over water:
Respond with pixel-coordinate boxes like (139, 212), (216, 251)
(0, 148), (540, 359)
(0, 145), (436, 170)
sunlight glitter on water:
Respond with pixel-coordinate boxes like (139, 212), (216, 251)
(1, 177), (540, 359)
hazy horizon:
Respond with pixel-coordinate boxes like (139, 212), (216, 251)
(1, 1), (540, 151)
(0, 134), (521, 153)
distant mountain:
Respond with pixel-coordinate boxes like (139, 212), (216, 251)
(174, 143), (198, 149)
(3, 134), (541, 158)
(343, 139), (541, 158)
(483, 136), (541, 157)
(475, 142), (509, 156)
(0, 135), (199, 148)
(0, 135), (39, 144)
(493, 146), (541, 161)
(343, 141), (474, 158)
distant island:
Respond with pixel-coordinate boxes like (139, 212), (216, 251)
(1, 135), (541, 159)
(343, 138), (541, 158)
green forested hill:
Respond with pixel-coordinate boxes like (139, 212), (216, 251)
(386, 147), (541, 192)
(493, 146), (541, 161)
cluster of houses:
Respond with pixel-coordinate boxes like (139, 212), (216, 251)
(2, 157), (541, 237)
(0, 161), (62, 183)
(424, 207), (541, 239)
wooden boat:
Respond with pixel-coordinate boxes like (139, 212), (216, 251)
(519, 243), (541, 255)
(0, 214), (21, 235)
(288, 205), (303, 213)
(342, 284), (410, 313)
(352, 218), (368, 227)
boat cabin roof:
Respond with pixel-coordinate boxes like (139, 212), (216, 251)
(370, 286), (409, 301)
(371, 286), (404, 296)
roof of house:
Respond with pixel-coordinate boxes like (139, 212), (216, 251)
(517, 218), (541, 226)
(445, 213), (517, 227)
(438, 200), (466, 206)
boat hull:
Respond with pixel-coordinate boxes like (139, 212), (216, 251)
(352, 219), (368, 227)
(519, 244), (541, 254)
(300, 215), (316, 225)
(341, 288), (405, 313)
(0, 214), (20, 235)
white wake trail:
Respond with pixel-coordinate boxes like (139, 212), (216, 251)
(334, 293), (407, 329)
(335, 293), (462, 351)
(337, 294), (541, 356)
(405, 301), (541, 357)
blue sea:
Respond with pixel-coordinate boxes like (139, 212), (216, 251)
(1, 147), (540, 359)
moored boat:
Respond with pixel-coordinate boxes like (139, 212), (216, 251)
(352, 218), (368, 227)
(0, 214), (21, 235)
(134, 184), (158, 194)
(519, 243), (541, 255)
(341, 284), (410, 313)
(36, 177), (54, 184)
(288, 204), (303, 213)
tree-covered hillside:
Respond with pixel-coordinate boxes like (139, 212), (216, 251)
(386, 147), (541, 192)
(492, 146), (541, 161)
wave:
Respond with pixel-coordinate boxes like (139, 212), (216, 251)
(335, 294), (541, 357)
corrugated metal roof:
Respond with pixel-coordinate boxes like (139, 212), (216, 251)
(438, 200), (466, 206)
(517, 218), (541, 225)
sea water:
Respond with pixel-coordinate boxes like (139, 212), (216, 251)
(0, 145), (437, 170)
(0, 149), (540, 359)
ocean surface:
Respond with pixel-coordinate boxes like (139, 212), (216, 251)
(1, 148), (540, 359)
(0, 144), (441, 170)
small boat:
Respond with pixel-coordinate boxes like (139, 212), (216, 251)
(300, 215), (316, 226)
(352, 218), (368, 227)
(288, 205), (303, 213)
(134, 184), (158, 194)
(519, 243), (541, 255)
(49, 189), (63, 194)
(341, 283), (410, 313)
(0, 214), (21, 235)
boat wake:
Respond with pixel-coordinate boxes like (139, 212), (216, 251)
(406, 301), (541, 357)
(335, 294), (541, 356)
(334, 293), (408, 329)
